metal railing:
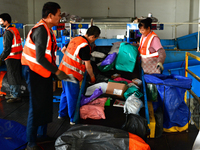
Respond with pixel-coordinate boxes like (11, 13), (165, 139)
(185, 52), (200, 128)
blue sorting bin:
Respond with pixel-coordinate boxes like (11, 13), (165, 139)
(144, 74), (192, 132)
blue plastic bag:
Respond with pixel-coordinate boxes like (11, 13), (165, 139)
(144, 74), (192, 131)
(80, 87), (103, 106)
(100, 52), (117, 66)
(0, 119), (27, 150)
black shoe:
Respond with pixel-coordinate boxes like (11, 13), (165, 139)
(37, 135), (56, 143)
(25, 145), (42, 150)
(6, 97), (22, 103)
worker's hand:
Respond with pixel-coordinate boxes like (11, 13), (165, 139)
(61, 46), (67, 54)
(156, 62), (164, 73)
(56, 70), (70, 80)
(52, 74), (59, 81)
(90, 76), (96, 84)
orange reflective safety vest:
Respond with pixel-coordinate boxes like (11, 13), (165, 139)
(21, 19), (57, 78)
(138, 31), (159, 58)
(59, 36), (91, 81)
(4, 26), (23, 60)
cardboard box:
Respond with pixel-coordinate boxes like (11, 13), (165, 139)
(106, 82), (128, 99)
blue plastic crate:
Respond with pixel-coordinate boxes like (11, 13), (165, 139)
(177, 32), (198, 49)
(160, 39), (176, 49)
(56, 50), (64, 66)
(0, 37), (3, 55)
(61, 36), (70, 44)
(53, 96), (60, 102)
(95, 39), (123, 46)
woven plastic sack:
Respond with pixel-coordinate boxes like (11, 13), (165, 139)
(144, 74), (192, 132)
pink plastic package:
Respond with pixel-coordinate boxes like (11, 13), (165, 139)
(80, 97), (107, 120)
(114, 77), (132, 84)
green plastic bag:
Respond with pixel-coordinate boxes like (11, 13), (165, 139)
(124, 86), (143, 100)
(98, 59), (116, 72)
(115, 42), (138, 72)
(146, 83), (158, 102)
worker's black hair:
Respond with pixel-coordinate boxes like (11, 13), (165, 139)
(42, 2), (61, 19)
(138, 17), (152, 29)
(86, 26), (101, 38)
(0, 13), (11, 24)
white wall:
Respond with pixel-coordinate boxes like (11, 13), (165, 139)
(0, 0), (28, 23)
(28, 0), (199, 39)
(189, 0), (199, 34)
(0, 0), (28, 37)
(32, 0), (135, 22)
(0, 0), (198, 40)
(135, 0), (196, 39)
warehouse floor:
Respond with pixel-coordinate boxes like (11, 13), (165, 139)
(0, 94), (199, 150)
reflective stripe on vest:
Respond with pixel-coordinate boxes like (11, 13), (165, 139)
(12, 43), (22, 48)
(21, 19), (57, 78)
(59, 36), (90, 81)
(25, 40), (52, 57)
(61, 59), (84, 75)
(140, 52), (158, 58)
(22, 52), (40, 65)
(64, 42), (88, 65)
(7, 28), (22, 48)
(139, 31), (159, 58)
(74, 42), (88, 56)
(5, 27), (22, 59)
(9, 50), (22, 56)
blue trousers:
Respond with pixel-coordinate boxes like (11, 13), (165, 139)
(24, 66), (48, 147)
(58, 80), (80, 122)
(26, 104), (47, 147)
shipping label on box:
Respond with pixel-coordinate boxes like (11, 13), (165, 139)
(113, 89), (123, 95)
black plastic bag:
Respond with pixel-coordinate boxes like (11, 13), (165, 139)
(122, 114), (148, 141)
(154, 107), (163, 138)
(146, 83), (158, 102)
(55, 124), (129, 150)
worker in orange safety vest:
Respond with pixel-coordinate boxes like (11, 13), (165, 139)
(21, 2), (69, 150)
(58, 26), (101, 125)
(138, 17), (166, 74)
(0, 13), (23, 103)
